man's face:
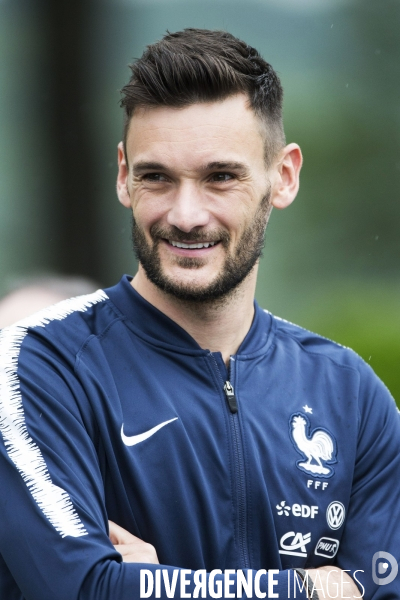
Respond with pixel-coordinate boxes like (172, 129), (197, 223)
(118, 94), (275, 302)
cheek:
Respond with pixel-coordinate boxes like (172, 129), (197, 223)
(224, 197), (259, 231)
(208, 188), (258, 227)
(227, 184), (263, 211)
(132, 191), (170, 225)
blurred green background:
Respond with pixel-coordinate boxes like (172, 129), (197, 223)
(0, 0), (399, 404)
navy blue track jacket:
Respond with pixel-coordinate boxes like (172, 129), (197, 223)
(0, 275), (399, 599)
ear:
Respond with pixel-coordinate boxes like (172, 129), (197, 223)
(270, 143), (303, 210)
(116, 142), (131, 209)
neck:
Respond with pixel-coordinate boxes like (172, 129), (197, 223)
(131, 266), (257, 366)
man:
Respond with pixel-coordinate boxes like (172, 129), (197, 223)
(0, 29), (399, 600)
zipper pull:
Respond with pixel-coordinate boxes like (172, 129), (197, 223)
(224, 381), (238, 414)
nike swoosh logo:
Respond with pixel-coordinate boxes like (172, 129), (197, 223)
(121, 417), (178, 446)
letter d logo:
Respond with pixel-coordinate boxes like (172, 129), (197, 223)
(372, 551), (398, 586)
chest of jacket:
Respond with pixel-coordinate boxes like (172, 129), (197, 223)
(80, 330), (358, 572)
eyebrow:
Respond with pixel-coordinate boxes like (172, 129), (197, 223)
(203, 161), (249, 174)
(132, 160), (250, 176)
(132, 162), (166, 175)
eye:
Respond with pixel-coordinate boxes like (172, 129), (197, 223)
(142, 173), (169, 182)
(209, 172), (235, 183)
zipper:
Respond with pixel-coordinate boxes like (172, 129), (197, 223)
(224, 381), (238, 413)
(209, 353), (250, 569)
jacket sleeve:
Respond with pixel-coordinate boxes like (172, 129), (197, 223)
(0, 326), (306, 600)
(335, 358), (400, 599)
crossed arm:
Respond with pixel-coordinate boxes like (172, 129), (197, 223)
(108, 521), (362, 600)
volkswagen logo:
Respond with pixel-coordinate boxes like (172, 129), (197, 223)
(326, 501), (345, 530)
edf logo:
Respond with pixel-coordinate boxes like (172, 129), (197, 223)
(276, 501), (318, 518)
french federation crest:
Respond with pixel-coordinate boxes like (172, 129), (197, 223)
(289, 413), (337, 478)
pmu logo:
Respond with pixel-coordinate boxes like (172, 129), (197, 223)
(314, 537), (340, 559)
(279, 531), (311, 557)
(372, 551), (398, 586)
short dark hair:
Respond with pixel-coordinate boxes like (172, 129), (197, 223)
(120, 29), (285, 165)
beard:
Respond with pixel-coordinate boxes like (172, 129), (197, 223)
(131, 187), (271, 304)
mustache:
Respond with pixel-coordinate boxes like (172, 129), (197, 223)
(149, 224), (230, 245)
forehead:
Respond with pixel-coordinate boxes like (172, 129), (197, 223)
(125, 94), (266, 168)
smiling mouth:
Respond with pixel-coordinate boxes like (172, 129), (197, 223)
(167, 240), (219, 250)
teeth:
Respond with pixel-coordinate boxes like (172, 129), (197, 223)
(170, 241), (216, 249)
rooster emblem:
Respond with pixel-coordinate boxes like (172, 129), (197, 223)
(290, 413), (337, 477)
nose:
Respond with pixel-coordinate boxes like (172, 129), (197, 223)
(166, 182), (210, 233)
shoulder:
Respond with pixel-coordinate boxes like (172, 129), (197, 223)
(0, 286), (119, 377)
(269, 312), (363, 371)
(0, 289), (125, 448)
(0, 289), (121, 360)
(268, 311), (399, 421)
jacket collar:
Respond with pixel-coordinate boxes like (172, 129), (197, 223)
(105, 275), (274, 357)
